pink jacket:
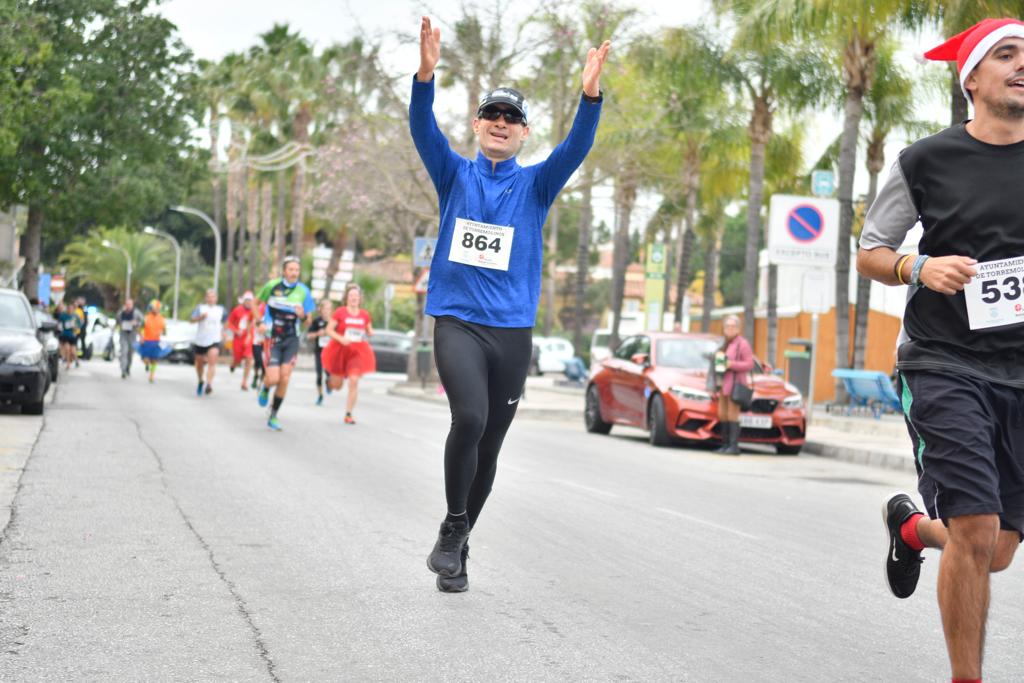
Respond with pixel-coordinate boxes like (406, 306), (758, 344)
(721, 336), (754, 396)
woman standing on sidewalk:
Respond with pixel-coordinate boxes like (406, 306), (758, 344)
(714, 315), (754, 456)
(321, 285), (375, 424)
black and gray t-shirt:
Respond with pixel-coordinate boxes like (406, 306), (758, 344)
(860, 123), (1024, 388)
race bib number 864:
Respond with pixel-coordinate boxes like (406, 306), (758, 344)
(963, 256), (1024, 330)
(448, 218), (514, 271)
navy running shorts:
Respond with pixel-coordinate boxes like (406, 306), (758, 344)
(898, 370), (1024, 534)
(267, 335), (299, 367)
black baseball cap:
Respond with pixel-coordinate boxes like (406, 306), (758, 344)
(477, 87), (529, 123)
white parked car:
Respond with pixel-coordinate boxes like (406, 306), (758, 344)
(590, 329), (611, 366)
(532, 336), (575, 375)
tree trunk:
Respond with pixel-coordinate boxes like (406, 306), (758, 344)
(290, 106), (312, 258)
(210, 102), (223, 234)
(950, 66), (968, 127)
(225, 169), (237, 306)
(246, 177), (259, 293)
(20, 203), (43, 299)
(743, 94), (771, 343)
(543, 201), (560, 337)
(674, 151), (700, 325)
(700, 224), (721, 333)
(259, 179), (272, 283)
(835, 44), (871, 398)
(275, 170), (287, 270)
(572, 166), (595, 356)
(608, 170), (637, 351)
(767, 264), (778, 365)
(853, 150), (883, 370)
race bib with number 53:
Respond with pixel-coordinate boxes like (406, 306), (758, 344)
(448, 218), (514, 271)
(963, 255), (1024, 330)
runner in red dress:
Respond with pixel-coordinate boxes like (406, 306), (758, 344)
(227, 291), (255, 391)
(321, 284), (376, 424)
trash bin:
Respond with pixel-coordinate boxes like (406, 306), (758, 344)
(785, 338), (813, 398)
(416, 338), (432, 388)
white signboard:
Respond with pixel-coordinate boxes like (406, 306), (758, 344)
(768, 195), (839, 266)
(801, 270), (831, 314)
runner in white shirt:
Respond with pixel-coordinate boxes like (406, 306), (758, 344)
(190, 288), (225, 396)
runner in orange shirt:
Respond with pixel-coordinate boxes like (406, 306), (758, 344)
(140, 300), (167, 384)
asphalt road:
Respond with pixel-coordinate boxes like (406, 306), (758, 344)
(1, 359), (1022, 682)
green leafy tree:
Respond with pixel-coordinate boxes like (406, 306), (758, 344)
(5, 0), (199, 300)
(740, 0), (925, 395)
(60, 227), (173, 308)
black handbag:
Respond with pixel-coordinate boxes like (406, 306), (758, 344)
(731, 375), (753, 410)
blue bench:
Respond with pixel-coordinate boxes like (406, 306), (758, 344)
(831, 369), (902, 418)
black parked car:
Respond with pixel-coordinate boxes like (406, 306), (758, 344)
(369, 330), (412, 373)
(0, 288), (51, 414)
(33, 309), (60, 382)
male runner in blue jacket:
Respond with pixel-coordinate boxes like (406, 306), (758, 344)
(411, 15), (610, 592)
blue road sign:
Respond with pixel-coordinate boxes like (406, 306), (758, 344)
(811, 169), (835, 197)
(414, 237), (437, 267)
(787, 205), (824, 243)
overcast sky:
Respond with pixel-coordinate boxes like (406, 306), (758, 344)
(156, 0), (947, 227)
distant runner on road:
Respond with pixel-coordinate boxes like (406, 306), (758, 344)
(411, 15), (609, 592)
(321, 284), (375, 425)
(858, 18), (1024, 683)
(190, 289), (225, 396)
(228, 291), (256, 391)
(307, 298), (333, 406)
(115, 298), (144, 379)
(256, 256), (315, 431)
(140, 300), (166, 384)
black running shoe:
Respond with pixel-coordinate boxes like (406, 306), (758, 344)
(883, 492), (924, 599)
(437, 543), (469, 593)
(426, 519), (470, 577)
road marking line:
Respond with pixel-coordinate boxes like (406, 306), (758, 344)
(656, 507), (759, 540)
(557, 480), (620, 498)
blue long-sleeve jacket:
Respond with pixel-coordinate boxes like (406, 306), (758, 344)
(409, 76), (602, 328)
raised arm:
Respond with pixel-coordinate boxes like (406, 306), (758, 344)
(409, 16), (461, 195)
(534, 40), (611, 205)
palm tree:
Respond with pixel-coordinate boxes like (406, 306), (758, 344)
(642, 26), (734, 330)
(717, 2), (834, 346)
(741, 0), (925, 397)
(60, 227), (173, 307)
(529, 1), (635, 338)
(852, 42), (941, 368)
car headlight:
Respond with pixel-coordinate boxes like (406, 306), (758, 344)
(670, 385), (711, 402)
(782, 393), (803, 409)
(7, 348), (43, 366)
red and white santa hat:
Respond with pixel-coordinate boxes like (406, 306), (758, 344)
(925, 18), (1024, 100)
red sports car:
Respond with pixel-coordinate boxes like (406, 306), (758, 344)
(584, 332), (807, 454)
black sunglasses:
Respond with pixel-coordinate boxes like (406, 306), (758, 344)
(478, 107), (525, 125)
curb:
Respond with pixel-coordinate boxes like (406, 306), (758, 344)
(387, 385), (581, 422)
(802, 439), (916, 473)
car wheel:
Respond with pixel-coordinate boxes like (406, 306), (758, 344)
(22, 400), (44, 415)
(584, 384), (612, 435)
(776, 444), (802, 456)
(648, 393), (673, 447)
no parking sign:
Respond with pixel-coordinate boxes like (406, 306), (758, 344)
(768, 195), (839, 266)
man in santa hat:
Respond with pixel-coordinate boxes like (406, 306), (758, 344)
(858, 18), (1024, 683)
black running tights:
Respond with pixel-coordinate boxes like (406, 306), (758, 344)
(433, 316), (532, 528)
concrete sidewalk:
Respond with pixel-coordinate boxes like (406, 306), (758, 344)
(390, 376), (917, 472)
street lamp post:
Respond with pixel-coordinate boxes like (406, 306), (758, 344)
(143, 226), (181, 320)
(101, 239), (132, 300)
(170, 205), (221, 294)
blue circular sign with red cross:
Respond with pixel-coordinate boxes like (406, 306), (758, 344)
(787, 204), (824, 243)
